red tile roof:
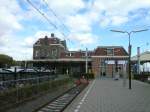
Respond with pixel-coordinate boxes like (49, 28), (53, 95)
(94, 46), (128, 56)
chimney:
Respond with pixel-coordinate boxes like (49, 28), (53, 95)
(51, 33), (54, 37)
(45, 35), (48, 39)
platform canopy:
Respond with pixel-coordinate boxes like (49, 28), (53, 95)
(26, 58), (92, 62)
(131, 51), (150, 63)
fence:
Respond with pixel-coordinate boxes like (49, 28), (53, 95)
(0, 75), (56, 91)
(0, 70), (56, 81)
(134, 72), (150, 82)
(0, 75), (71, 111)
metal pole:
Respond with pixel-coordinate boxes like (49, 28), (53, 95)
(110, 29), (148, 90)
(128, 32), (132, 89)
(85, 48), (88, 73)
(137, 47), (140, 74)
(123, 61), (127, 87)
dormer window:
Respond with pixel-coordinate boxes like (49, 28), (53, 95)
(107, 48), (114, 56)
(66, 52), (73, 56)
(53, 38), (58, 44)
(69, 52), (72, 56)
(35, 41), (40, 45)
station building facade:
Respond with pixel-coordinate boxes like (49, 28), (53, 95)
(32, 33), (128, 77)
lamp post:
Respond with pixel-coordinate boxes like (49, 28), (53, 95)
(137, 47), (140, 74)
(85, 48), (88, 73)
(110, 29), (148, 89)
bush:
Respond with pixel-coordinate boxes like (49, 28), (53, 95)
(0, 54), (14, 68)
(72, 72), (82, 79)
(82, 73), (95, 79)
(0, 78), (72, 111)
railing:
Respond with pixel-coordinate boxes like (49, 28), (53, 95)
(134, 72), (150, 82)
(0, 70), (56, 81)
(0, 75), (56, 91)
(0, 75), (71, 111)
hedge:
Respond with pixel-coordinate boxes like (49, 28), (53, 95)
(0, 78), (72, 111)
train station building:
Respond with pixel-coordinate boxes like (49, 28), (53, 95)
(31, 33), (129, 77)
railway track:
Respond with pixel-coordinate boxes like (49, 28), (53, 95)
(36, 84), (87, 112)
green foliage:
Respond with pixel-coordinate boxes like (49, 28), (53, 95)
(0, 78), (72, 110)
(72, 72), (95, 79)
(14, 61), (25, 67)
(83, 73), (95, 79)
(0, 54), (13, 68)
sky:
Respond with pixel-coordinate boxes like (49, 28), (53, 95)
(0, 0), (150, 60)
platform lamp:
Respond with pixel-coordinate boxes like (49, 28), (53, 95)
(110, 29), (148, 89)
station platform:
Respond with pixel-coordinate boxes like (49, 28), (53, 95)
(64, 78), (150, 112)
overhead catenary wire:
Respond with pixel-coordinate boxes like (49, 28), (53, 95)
(26, 0), (75, 46)
(26, 0), (57, 29)
(41, 0), (75, 46)
(42, 0), (71, 33)
(26, 0), (68, 38)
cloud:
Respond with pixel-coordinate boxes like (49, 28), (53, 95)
(0, 33), (32, 60)
(0, 9), (22, 30)
(0, 0), (22, 36)
(66, 14), (91, 33)
(99, 15), (128, 27)
(22, 30), (98, 56)
(0, 0), (25, 60)
(92, 0), (150, 15)
(21, 30), (65, 57)
(0, 28), (67, 60)
(0, 34), (10, 46)
(68, 32), (98, 45)
(22, 31), (56, 48)
(68, 32), (100, 51)
(0, 0), (23, 54)
(99, 17), (110, 27)
(46, 0), (85, 15)
(0, 0), (150, 60)
(91, 0), (150, 26)
(111, 16), (128, 26)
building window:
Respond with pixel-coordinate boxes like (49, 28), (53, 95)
(107, 48), (114, 56)
(65, 52), (73, 57)
(40, 49), (47, 58)
(101, 59), (105, 66)
(69, 52), (73, 56)
(35, 50), (39, 57)
(65, 53), (69, 56)
(52, 49), (57, 57)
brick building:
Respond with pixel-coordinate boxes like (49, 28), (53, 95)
(33, 33), (67, 59)
(32, 33), (128, 77)
(91, 46), (128, 77)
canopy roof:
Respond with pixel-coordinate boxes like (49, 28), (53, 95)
(131, 51), (150, 62)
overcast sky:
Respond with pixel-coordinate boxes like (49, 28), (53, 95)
(0, 0), (150, 60)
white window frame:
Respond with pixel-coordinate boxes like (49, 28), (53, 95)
(107, 48), (114, 56)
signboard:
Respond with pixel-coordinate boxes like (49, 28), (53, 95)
(106, 60), (115, 64)
(118, 60), (126, 64)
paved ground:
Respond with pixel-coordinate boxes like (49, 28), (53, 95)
(64, 78), (150, 112)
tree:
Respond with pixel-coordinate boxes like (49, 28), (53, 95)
(0, 54), (13, 68)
